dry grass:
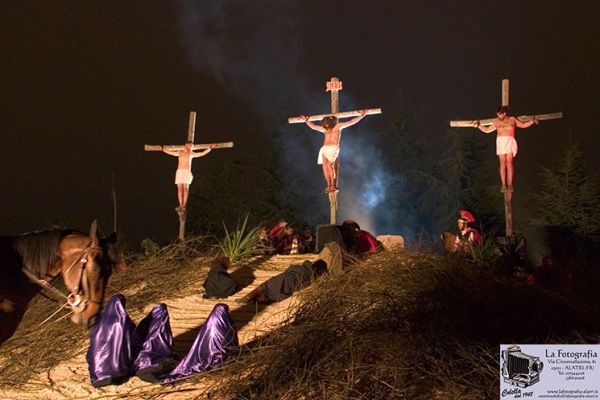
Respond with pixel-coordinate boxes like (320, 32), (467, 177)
(195, 252), (600, 400)
(2, 244), (600, 399)
(0, 236), (216, 388)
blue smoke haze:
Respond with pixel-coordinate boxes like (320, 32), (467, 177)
(175, 0), (410, 237)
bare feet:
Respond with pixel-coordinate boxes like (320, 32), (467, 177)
(235, 297), (252, 305)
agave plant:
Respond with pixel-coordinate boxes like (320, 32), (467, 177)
(217, 214), (265, 263)
(468, 230), (499, 268)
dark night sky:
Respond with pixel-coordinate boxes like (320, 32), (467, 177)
(1, 1), (599, 246)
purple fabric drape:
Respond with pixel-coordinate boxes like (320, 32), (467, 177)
(86, 294), (142, 387)
(162, 303), (238, 384)
(133, 303), (174, 379)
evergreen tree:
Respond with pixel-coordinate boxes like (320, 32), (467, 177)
(436, 128), (503, 232)
(531, 140), (600, 241)
(187, 124), (292, 237)
(382, 95), (456, 237)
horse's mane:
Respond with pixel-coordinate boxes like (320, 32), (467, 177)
(14, 229), (80, 278)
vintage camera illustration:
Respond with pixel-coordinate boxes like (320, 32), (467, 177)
(501, 345), (544, 387)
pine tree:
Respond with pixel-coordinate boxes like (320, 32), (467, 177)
(531, 140), (600, 241)
(436, 128), (503, 231)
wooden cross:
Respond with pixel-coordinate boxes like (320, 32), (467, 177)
(144, 111), (234, 241)
(449, 79), (563, 237)
(288, 77), (382, 225)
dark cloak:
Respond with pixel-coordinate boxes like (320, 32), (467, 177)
(202, 263), (237, 299)
(260, 260), (319, 302)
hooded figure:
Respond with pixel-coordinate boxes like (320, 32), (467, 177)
(86, 294), (142, 387)
(87, 296), (177, 386)
(161, 303), (238, 384)
(133, 303), (177, 382)
(202, 256), (237, 299)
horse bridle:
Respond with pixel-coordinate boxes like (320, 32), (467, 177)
(22, 244), (103, 313)
(64, 244), (104, 312)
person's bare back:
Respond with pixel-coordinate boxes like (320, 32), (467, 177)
(323, 124), (341, 145)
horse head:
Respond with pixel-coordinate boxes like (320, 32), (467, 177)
(60, 220), (126, 329)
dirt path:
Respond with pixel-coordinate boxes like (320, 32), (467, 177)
(0, 254), (317, 400)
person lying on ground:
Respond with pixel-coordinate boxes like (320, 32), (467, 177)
(235, 259), (327, 304)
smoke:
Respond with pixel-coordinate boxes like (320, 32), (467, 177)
(174, 0), (405, 236)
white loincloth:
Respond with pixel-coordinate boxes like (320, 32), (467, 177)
(317, 145), (340, 165)
(496, 136), (518, 157)
(175, 169), (193, 184)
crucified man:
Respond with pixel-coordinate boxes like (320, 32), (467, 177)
(162, 141), (211, 209)
(301, 110), (367, 192)
(475, 106), (538, 193)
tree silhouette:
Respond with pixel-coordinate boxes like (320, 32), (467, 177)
(531, 139), (600, 241)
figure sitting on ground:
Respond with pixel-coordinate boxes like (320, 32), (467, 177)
(340, 220), (379, 254)
(161, 303), (238, 384)
(534, 256), (572, 293)
(236, 259), (328, 304)
(202, 256), (238, 299)
(271, 224), (299, 255)
(87, 295), (176, 387)
(442, 210), (481, 255)
(300, 223), (315, 254)
(256, 220), (271, 252)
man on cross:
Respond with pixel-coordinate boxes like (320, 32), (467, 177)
(162, 141), (211, 209)
(474, 106), (538, 192)
(301, 110), (368, 192)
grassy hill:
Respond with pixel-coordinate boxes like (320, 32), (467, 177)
(1, 239), (599, 399)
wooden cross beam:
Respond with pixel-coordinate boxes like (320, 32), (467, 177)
(145, 112), (233, 151)
(288, 77), (382, 225)
(144, 111), (234, 240)
(449, 79), (563, 237)
(450, 112), (563, 128)
(449, 79), (563, 127)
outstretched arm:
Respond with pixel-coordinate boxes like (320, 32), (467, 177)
(191, 148), (212, 158)
(161, 146), (179, 157)
(338, 109), (368, 129)
(514, 116), (538, 128)
(474, 120), (497, 133)
(302, 115), (325, 132)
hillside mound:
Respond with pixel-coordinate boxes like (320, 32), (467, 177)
(1, 241), (599, 399)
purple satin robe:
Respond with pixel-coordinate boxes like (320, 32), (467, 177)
(86, 294), (142, 387)
(133, 303), (175, 381)
(162, 303), (238, 384)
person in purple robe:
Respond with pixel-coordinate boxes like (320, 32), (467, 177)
(87, 295), (177, 386)
(86, 294), (142, 387)
(161, 303), (238, 384)
(133, 303), (177, 382)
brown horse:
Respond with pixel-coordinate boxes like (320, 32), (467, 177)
(0, 220), (126, 346)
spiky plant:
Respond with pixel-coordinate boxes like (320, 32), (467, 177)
(216, 214), (265, 263)
(468, 231), (499, 269)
